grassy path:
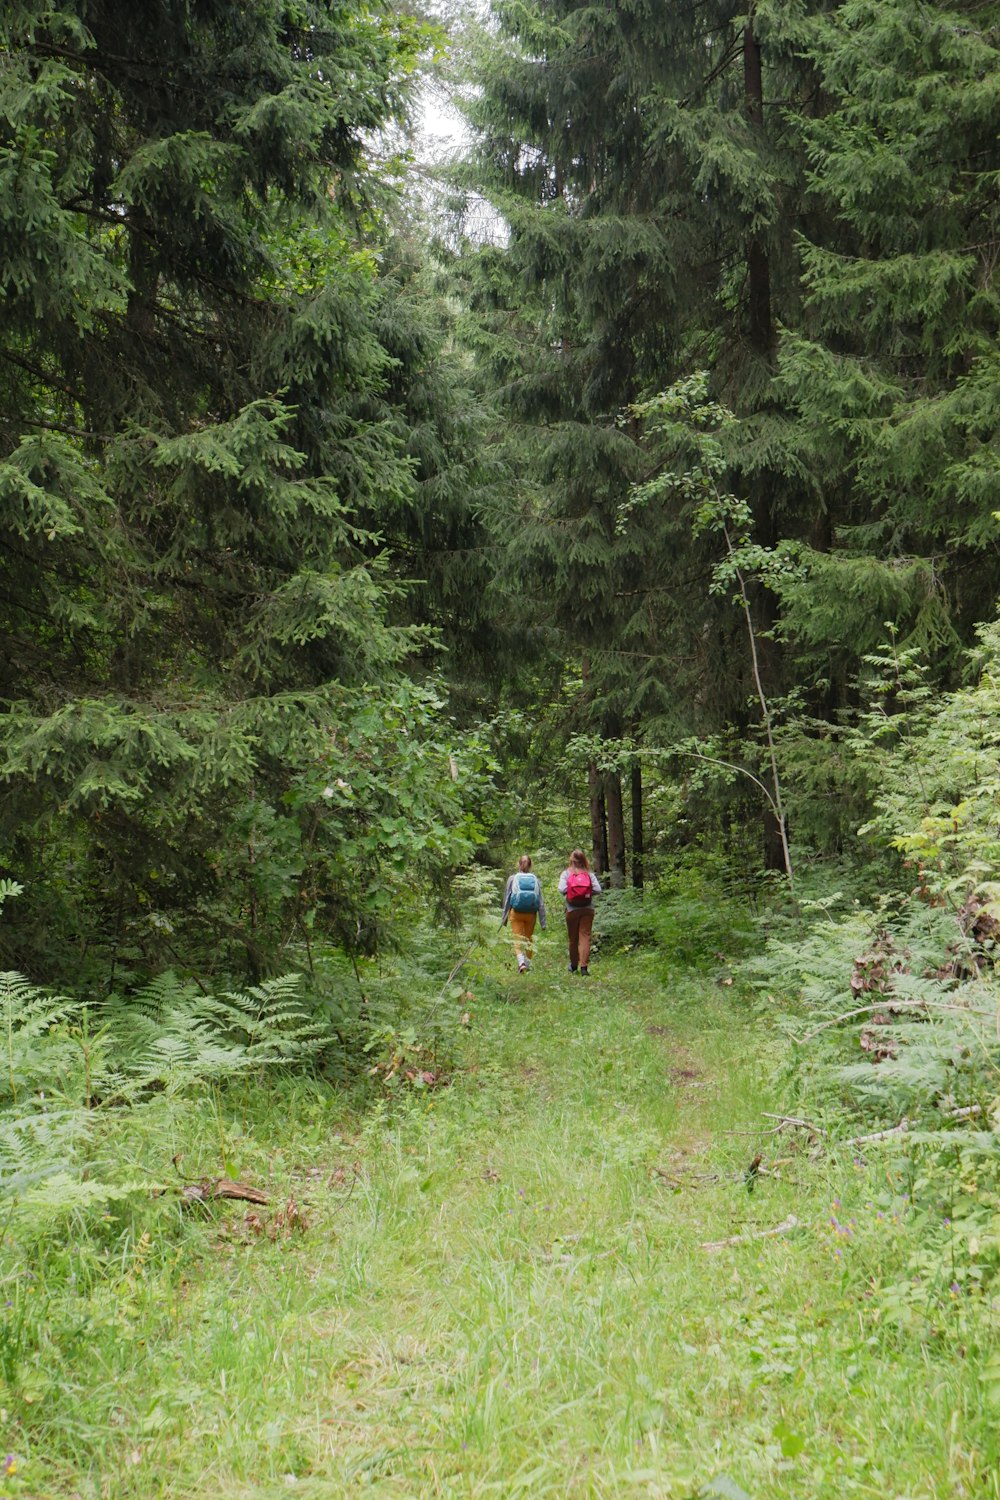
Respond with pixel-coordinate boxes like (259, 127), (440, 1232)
(31, 940), (991, 1497)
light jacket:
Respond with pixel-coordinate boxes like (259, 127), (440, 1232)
(557, 868), (602, 911)
(501, 872), (547, 927)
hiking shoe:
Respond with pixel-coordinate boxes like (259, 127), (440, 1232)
(580, 966), (589, 976)
(568, 964), (577, 973)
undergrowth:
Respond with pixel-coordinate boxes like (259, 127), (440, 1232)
(3, 846), (999, 1495)
(2, 894), (997, 1497)
(744, 873), (1000, 1386)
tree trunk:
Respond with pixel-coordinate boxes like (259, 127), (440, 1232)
(127, 218), (158, 342)
(606, 771), (626, 888)
(630, 762), (644, 891)
(743, 9), (774, 358)
(589, 761), (608, 875)
(762, 805), (787, 873)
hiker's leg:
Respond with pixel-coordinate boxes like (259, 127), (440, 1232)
(510, 911), (533, 968)
(577, 909), (595, 970)
(566, 909), (581, 970)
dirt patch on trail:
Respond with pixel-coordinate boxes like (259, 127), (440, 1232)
(644, 1029), (706, 1085)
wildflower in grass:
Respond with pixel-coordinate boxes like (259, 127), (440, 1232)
(3, 1454), (16, 1477)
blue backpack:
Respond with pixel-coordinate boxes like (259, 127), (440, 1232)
(509, 873), (540, 913)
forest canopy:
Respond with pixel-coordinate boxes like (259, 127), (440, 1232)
(1, 0), (999, 981)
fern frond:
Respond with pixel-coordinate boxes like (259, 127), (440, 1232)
(0, 972), (80, 1105)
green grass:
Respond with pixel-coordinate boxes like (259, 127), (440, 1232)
(3, 928), (997, 1498)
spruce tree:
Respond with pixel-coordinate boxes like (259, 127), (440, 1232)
(457, 0), (830, 869)
(0, 0), (483, 980)
(776, 0), (1000, 678)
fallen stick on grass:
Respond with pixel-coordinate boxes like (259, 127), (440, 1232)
(847, 1120), (908, 1146)
(762, 1112), (827, 1135)
(181, 1178), (270, 1205)
(701, 1213), (799, 1252)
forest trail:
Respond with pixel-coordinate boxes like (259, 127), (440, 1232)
(135, 937), (980, 1500)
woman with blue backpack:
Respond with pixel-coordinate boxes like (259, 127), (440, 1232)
(501, 855), (546, 973)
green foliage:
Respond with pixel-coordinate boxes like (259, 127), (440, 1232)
(4, 923), (996, 1495)
(775, 0), (1000, 672)
(737, 605), (1000, 1309)
(0, 0), (492, 984)
(0, 967), (333, 1224)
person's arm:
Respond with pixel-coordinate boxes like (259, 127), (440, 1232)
(538, 883), (547, 929)
(557, 870), (568, 894)
(501, 874), (513, 924)
(590, 873), (602, 895)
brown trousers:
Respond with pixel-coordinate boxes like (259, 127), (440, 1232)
(565, 907), (594, 969)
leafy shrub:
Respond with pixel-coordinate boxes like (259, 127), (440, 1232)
(644, 856), (758, 971)
(748, 887), (1000, 1296)
(587, 887), (657, 954)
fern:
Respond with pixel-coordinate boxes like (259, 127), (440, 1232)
(99, 972), (327, 1082)
(0, 972), (79, 1106)
(0, 1108), (92, 1191)
(0, 968), (330, 1234)
(220, 975), (328, 1061)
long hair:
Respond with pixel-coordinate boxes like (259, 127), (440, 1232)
(568, 848), (589, 869)
(518, 854), (533, 872)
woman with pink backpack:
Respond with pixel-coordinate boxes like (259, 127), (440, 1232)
(558, 849), (602, 975)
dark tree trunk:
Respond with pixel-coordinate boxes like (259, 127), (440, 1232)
(630, 761), (644, 891)
(589, 761), (608, 875)
(762, 805), (786, 873)
(743, 9), (774, 358)
(127, 219), (158, 342)
(606, 771), (626, 888)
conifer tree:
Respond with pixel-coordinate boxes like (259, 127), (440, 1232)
(0, 0), (485, 980)
(458, 0), (829, 868)
(776, 0), (1000, 680)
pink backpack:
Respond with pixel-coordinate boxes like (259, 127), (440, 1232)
(565, 868), (593, 906)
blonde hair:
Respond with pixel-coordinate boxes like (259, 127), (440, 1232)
(568, 848), (589, 869)
(518, 854), (533, 872)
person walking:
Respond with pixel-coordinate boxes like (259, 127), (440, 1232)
(501, 855), (546, 973)
(558, 849), (601, 975)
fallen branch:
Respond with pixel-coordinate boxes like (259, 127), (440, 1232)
(701, 1214), (799, 1252)
(653, 1169), (686, 1187)
(848, 1104), (985, 1148)
(945, 1104), (983, 1121)
(181, 1178), (270, 1205)
(762, 1112), (827, 1136)
(653, 1166), (719, 1187)
(847, 1121), (908, 1147)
